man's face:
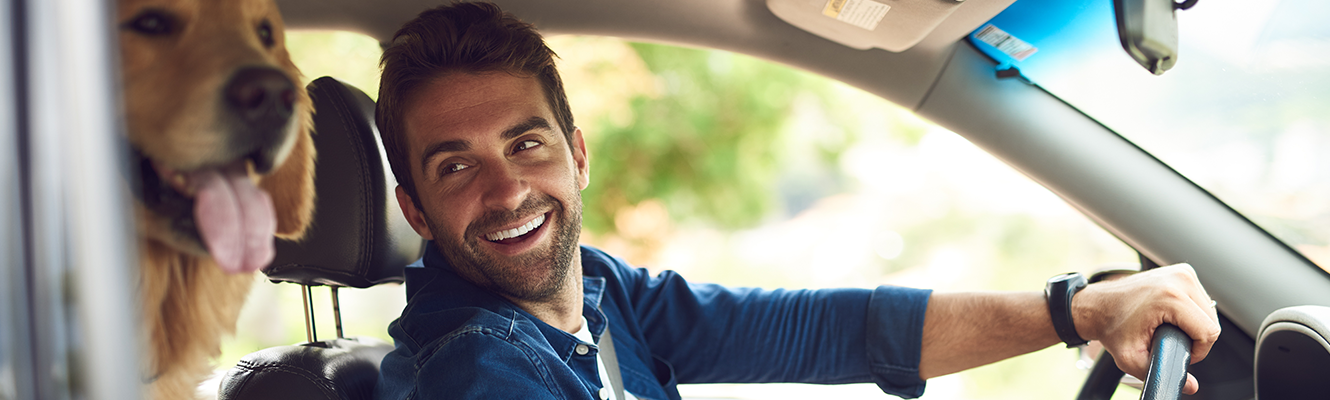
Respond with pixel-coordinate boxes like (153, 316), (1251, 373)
(397, 71), (590, 302)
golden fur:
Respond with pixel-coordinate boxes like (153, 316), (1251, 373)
(117, 0), (314, 398)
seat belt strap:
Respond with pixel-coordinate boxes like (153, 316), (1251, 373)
(599, 322), (627, 400)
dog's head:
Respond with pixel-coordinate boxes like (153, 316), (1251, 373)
(118, 0), (314, 273)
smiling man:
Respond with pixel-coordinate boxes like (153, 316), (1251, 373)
(398, 71), (588, 332)
(372, 3), (1222, 400)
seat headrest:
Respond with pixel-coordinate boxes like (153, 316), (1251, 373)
(264, 77), (422, 288)
(218, 337), (393, 400)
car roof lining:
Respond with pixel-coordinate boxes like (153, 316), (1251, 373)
(277, 0), (975, 110)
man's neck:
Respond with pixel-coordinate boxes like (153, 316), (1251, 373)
(503, 253), (585, 333)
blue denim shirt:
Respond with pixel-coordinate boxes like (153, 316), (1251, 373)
(375, 244), (931, 400)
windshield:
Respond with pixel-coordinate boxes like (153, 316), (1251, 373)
(971, 0), (1330, 270)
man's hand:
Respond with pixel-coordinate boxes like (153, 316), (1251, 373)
(1072, 263), (1221, 395)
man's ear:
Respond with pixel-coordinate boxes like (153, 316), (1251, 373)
(396, 185), (434, 241)
(571, 127), (590, 190)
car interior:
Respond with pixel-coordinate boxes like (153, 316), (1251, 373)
(274, 0), (1330, 398)
(3, 0), (1328, 399)
(216, 77), (419, 400)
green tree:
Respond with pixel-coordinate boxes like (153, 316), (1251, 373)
(580, 43), (853, 234)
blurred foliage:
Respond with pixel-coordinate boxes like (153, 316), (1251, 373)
(577, 43), (860, 234)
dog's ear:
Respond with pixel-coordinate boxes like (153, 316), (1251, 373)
(262, 125), (314, 239)
(261, 43), (316, 240)
(261, 87), (315, 239)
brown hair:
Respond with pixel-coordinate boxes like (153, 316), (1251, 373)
(376, 1), (575, 205)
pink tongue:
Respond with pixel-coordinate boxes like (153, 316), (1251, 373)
(192, 168), (276, 273)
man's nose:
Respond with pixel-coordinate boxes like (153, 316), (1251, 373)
(480, 162), (529, 211)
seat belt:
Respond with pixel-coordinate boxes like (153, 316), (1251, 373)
(598, 323), (627, 400)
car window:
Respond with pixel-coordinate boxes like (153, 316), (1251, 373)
(976, 0), (1330, 272)
(547, 37), (1137, 400)
(221, 30), (1140, 400)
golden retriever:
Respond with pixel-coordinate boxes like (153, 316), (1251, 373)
(116, 0), (314, 398)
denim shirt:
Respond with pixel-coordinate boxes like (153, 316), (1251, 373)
(375, 244), (932, 400)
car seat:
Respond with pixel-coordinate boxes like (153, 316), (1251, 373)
(216, 77), (423, 400)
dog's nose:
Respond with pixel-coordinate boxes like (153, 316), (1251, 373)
(226, 66), (295, 128)
(225, 67), (296, 174)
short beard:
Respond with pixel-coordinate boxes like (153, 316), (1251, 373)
(428, 191), (582, 303)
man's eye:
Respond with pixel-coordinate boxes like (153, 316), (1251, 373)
(444, 163), (469, 174)
(515, 140), (541, 152)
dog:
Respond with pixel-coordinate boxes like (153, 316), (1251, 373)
(117, 0), (315, 398)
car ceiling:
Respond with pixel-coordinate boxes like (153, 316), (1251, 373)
(277, 0), (1011, 111)
(274, 0), (1330, 336)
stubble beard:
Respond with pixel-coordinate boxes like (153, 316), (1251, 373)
(429, 191), (582, 303)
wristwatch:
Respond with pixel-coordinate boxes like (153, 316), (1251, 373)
(1045, 272), (1089, 348)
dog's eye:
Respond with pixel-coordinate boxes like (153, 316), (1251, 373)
(257, 20), (275, 48)
(124, 9), (177, 36)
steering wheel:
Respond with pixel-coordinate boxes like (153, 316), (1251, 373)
(1076, 324), (1192, 400)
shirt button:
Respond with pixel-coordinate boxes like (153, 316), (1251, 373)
(599, 387), (610, 400)
(575, 344), (590, 355)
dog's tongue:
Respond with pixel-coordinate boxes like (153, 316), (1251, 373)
(192, 168), (276, 274)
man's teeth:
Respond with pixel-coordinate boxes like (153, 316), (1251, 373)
(485, 214), (546, 242)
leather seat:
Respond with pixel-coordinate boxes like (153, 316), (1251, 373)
(220, 337), (393, 400)
(217, 77), (422, 400)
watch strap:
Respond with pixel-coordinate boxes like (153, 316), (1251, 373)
(1046, 272), (1089, 348)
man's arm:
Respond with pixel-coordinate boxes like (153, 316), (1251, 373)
(919, 264), (1221, 395)
(919, 291), (1056, 379)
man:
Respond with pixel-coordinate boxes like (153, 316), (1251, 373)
(373, 3), (1221, 399)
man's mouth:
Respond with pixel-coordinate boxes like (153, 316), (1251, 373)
(484, 213), (547, 244)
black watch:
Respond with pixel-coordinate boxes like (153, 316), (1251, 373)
(1045, 272), (1089, 348)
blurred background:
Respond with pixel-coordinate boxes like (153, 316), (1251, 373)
(218, 30), (1160, 400)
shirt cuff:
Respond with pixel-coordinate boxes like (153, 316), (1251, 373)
(865, 285), (932, 399)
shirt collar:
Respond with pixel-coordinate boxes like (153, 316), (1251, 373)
(415, 242), (612, 356)
(582, 276), (609, 338)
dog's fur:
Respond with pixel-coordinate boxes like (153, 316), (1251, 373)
(117, 0), (314, 398)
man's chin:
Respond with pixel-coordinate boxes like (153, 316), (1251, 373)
(429, 193), (583, 302)
(445, 239), (571, 301)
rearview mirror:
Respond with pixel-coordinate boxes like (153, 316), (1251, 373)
(1114, 0), (1197, 75)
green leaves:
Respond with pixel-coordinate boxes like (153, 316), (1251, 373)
(579, 43), (845, 234)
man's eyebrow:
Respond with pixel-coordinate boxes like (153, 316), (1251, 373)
(502, 117), (552, 140)
(418, 117), (554, 174)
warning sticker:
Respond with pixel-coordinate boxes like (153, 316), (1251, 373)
(822, 0), (891, 31)
(974, 24), (1038, 61)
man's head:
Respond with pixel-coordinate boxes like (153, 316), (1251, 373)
(378, 2), (589, 302)
(379, 2), (575, 204)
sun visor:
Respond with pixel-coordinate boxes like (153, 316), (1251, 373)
(768, 0), (1017, 52)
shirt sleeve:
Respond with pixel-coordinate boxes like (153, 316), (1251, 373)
(610, 261), (931, 398)
(865, 285), (931, 398)
(375, 326), (566, 400)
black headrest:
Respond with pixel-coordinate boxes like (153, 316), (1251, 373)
(218, 337), (394, 400)
(265, 77), (422, 288)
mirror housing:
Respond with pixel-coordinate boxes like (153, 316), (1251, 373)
(1114, 0), (1195, 75)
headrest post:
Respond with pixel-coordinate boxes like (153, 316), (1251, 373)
(331, 286), (344, 339)
(301, 284), (317, 343)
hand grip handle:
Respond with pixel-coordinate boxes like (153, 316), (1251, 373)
(1140, 324), (1191, 400)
